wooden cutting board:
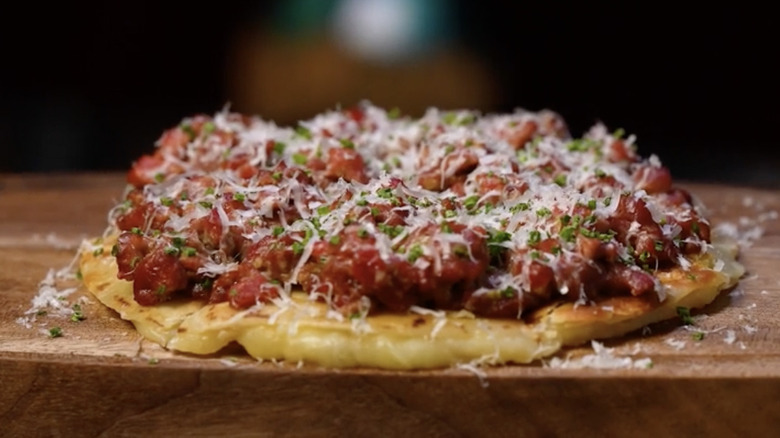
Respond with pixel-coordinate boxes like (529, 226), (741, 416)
(1, 173), (779, 437)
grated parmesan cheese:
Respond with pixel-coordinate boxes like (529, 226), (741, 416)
(665, 338), (687, 350)
(84, 103), (744, 332)
(546, 341), (653, 369)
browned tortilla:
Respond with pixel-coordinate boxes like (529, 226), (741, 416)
(79, 235), (742, 369)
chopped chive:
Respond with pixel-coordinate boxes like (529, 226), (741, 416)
(48, 327), (63, 338)
(458, 114), (476, 125)
(376, 187), (393, 199)
(180, 123), (196, 139)
(407, 244), (423, 262)
(292, 153), (308, 165)
(199, 278), (213, 290)
(442, 112), (457, 125)
(70, 303), (85, 322)
(453, 246), (469, 258)
(527, 230), (541, 246)
(377, 223), (404, 238)
(566, 138), (600, 152)
(304, 227), (314, 242)
(676, 306), (694, 325)
(560, 226), (576, 243)
(536, 207), (552, 217)
(295, 126), (312, 140)
(463, 195), (480, 210)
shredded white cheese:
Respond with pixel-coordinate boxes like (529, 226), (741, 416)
(109, 103), (716, 319)
(546, 341), (653, 369)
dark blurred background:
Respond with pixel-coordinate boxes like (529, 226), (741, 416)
(1, 1), (778, 186)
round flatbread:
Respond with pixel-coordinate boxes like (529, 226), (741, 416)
(79, 233), (741, 369)
(78, 104), (745, 369)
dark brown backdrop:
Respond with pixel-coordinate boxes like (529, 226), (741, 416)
(1, 2), (777, 186)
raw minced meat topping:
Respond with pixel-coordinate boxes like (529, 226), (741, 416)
(109, 103), (711, 319)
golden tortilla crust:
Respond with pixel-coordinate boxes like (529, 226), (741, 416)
(79, 235), (743, 369)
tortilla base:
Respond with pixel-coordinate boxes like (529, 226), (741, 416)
(79, 235), (743, 369)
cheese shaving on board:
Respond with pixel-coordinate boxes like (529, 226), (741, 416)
(545, 341), (653, 370)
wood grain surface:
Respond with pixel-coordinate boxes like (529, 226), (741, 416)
(1, 173), (779, 437)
